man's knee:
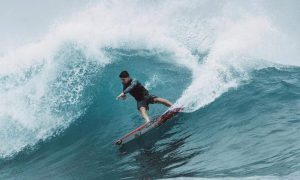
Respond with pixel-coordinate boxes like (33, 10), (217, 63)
(139, 106), (147, 112)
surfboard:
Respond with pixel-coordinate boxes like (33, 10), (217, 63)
(114, 107), (183, 146)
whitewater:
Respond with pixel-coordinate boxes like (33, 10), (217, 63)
(0, 0), (299, 179)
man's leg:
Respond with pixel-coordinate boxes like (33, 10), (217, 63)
(139, 107), (151, 123)
(154, 97), (173, 107)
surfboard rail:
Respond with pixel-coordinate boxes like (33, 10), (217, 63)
(114, 107), (183, 146)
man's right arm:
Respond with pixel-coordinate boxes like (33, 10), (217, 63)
(123, 79), (138, 94)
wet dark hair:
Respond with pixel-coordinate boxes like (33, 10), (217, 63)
(119, 71), (130, 78)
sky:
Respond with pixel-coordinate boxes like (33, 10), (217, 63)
(0, 0), (96, 54)
(0, 0), (299, 64)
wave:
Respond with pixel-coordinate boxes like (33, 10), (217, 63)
(0, 0), (294, 158)
(0, 1), (300, 179)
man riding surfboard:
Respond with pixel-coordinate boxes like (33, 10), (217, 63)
(116, 71), (173, 123)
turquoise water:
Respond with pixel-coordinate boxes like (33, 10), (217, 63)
(0, 1), (300, 179)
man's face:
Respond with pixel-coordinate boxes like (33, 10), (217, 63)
(120, 77), (130, 84)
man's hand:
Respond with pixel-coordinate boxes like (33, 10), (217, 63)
(116, 92), (126, 100)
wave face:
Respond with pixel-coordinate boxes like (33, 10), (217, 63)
(0, 1), (300, 179)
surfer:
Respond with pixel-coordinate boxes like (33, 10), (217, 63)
(117, 71), (173, 123)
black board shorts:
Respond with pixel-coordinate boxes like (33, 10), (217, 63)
(137, 94), (158, 110)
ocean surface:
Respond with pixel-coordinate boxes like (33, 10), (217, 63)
(0, 1), (299, 179)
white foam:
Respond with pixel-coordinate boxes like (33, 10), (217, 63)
(0, 0), (298, 158)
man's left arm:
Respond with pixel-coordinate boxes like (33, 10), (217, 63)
(116, 79), (138, 100)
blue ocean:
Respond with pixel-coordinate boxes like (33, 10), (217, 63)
(0, 1), (299, 179)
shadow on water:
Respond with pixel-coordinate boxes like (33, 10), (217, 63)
(117, 114), (181, 155)
(116, 114), (203, 179)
